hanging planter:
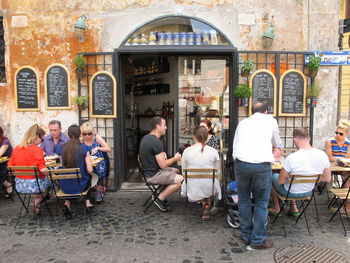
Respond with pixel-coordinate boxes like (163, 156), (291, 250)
(306, 83), (322, 108)
(305, 55), (321, 78)
(73, 54), (87, 79)
(234, 84), (252, 107)
(241, 59), (255, 78)
(73, 95), (89, 111)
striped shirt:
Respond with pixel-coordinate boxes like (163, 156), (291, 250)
(329, 136), (350, 158)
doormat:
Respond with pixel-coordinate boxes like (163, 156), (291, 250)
(274, 244), (348, 263)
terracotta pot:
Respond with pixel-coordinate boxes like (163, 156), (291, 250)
(78, 104), (87, 111)
(75, 68), (85, 79)
(241, 69), (250, 77)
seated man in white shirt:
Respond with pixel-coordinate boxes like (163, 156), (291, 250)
(269, 127), (331, 217)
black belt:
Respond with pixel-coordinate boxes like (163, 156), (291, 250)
(235, 159), (270, 165)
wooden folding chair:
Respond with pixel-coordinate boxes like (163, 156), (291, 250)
(183, 168), (217, 221)
(271, 174), (321, 237)
(48, 168), (91, 224)
(328, 187), (350, 235)
(7, 166), (53, 226)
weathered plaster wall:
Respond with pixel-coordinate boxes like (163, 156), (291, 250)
(0, 0), (340, 149)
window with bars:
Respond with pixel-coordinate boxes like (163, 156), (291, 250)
(0, 17), (6, 83)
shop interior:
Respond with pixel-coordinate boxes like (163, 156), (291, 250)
(124, 55), (230, 183)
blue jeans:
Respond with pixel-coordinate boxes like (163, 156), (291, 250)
(234, 160), (272, 246)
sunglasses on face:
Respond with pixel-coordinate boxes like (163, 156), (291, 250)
(83, 132), (93, 136)
(335, 131), (344, 136)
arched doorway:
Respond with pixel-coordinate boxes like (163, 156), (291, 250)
(114, 15), (237, 188)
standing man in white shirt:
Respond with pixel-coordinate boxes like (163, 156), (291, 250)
(232, 102), (283, 250)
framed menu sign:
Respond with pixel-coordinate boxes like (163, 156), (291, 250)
(14, 66), (40, 111)
(44, 63), (71, 110)
(89, 71), (117, 118)
(249, 69), (277, 116)
(279, 69), (306, 116)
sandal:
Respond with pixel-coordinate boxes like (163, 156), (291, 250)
(288, 210), (300, 217)
(202, 204), (212, 220)
(268, 207), (281, 216)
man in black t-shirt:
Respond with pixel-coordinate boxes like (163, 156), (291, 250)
(139, 116), (183, 211)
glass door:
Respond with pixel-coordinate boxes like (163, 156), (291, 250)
(178, 56), (230, 153)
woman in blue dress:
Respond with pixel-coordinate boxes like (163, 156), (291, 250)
(80, 122), (111, 200)
(56, 124), (94, 218)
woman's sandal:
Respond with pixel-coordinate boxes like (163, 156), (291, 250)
(287, 210), (300, 217)
(4, 184), (13, 198)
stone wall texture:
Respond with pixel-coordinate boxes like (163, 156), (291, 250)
(0, 0), (340, 149)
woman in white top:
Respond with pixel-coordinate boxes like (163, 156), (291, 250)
(181, 126), (221, 220)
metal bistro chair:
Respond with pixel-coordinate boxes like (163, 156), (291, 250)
(48, 168), (91, 226)
(271, 174), (321, 237)
(328, 187), (350, 235)
(183, 168), (217, 221)
(7, 166), (53, 226)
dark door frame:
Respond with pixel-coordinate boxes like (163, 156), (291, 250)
(113, 46), (238, 189)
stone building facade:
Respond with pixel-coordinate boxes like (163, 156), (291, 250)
(0, 0), (341, 188)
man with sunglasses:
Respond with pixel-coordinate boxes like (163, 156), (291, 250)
(41, 120), (69, 156)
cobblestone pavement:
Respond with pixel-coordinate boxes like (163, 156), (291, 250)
(0, 190), (349, 263)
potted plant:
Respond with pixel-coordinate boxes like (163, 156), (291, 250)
(234, 84), (252, 107)
(306, 83), (322, 107)
(241, 59), (255, 77)
(73, 54), (87, 79)
(304, 55), (321, 77)
(73, 95), (89, 111)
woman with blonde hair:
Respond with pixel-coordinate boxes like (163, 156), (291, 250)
(8, 124), (50, 218)
(80, 121), (111, 201)
(181, 126), (221, 220)
(325, 120), (350, 212)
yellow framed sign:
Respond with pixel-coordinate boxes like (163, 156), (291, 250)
(89, 71), (117, 118)
(44, 63), (71, 110)
(278, 69), (307, 116)
(249, 69), (277, 116)
(14, 66), (40, 111)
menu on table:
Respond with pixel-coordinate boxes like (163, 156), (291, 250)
(15, 66), (40, 111)
(89, 71), (117, 118)
(249, 69), (277, 116)
(44, 63), (71, 109)
(279, 69), (306, 116)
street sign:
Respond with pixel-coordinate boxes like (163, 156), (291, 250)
(305, 51), (350, 66)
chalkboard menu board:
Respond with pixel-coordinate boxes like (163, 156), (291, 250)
(90, 71), (117, 118)
(279, 69), (306, 116)
(14, 66), (40, 111)
(249, 70), (277, 116)
(44, 63), (71, 109)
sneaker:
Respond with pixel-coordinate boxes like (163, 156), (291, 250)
(153, 198), (167, 212)
(250, 239), (273, 250)
(151, 195), (171, 208)
(95, 190), (103, 202)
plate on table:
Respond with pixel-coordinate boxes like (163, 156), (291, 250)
(337, 158), (350, 167)
(44, 155), (59, 161)
(90, 155), (98, 160)
(45, 160), (56, 166)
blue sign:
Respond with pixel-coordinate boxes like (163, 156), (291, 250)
(305, 51), (350, 66)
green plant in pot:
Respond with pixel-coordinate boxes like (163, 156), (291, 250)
(73, 54), (87, 79)
(241, 59), (255, 77)
(304, 55), (321, 78)
(306, 83), (322, 108)
(234, 84), (252, 107)
(73, 95), (88, 111)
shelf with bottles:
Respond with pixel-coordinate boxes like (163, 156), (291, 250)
(132, 84), (170, 96)
(128, 61), (170, 78)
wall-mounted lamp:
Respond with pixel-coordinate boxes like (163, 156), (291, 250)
(262, 23), (275, 48)
(74, 14), (88, 42)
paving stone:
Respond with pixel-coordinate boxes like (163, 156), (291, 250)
(0, 191), (349, 262)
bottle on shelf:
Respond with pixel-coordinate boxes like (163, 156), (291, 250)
(170, 101), (174, 116)
(162, 101), (168, 116)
